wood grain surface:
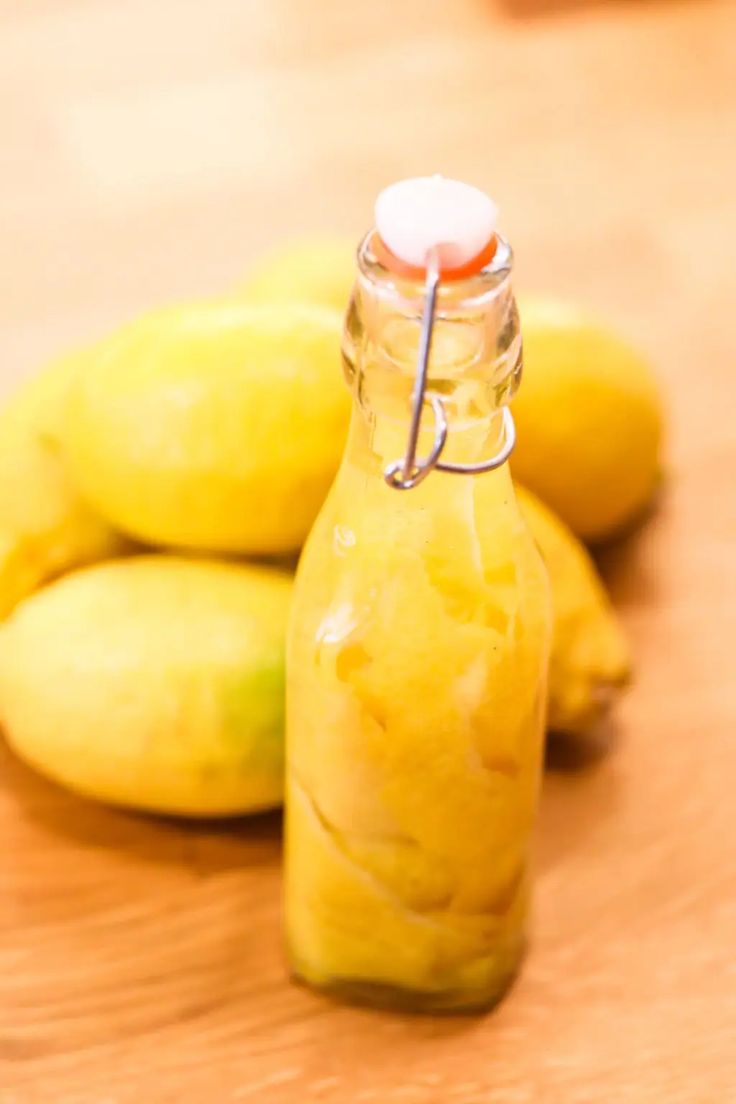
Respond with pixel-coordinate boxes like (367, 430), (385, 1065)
(1, 1), (735, 1101)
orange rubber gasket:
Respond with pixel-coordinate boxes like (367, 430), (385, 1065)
(370, 231), (497, 282)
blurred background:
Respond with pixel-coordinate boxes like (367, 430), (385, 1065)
(2, 0), (732, 403)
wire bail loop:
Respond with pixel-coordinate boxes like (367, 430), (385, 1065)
(383, 251), (516, 491)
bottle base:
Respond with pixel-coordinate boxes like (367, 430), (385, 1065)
(290, 949), (524, 1015)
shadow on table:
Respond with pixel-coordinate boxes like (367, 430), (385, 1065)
(0, 738), (282, 874)
(594, 503), (665, 612)
(534, 505), (658, 871)
(537, 713), (626, 873)
(497, 0), (703, 16)
(546, 716), (619, 770)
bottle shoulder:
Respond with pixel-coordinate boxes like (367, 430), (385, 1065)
(292, 468), (550, 638)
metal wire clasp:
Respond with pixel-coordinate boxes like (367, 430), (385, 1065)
(383, 250), (516, 491)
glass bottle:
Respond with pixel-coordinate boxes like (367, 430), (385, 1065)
(285, 190), (551, 1012)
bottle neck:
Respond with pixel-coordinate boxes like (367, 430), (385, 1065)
(340, 231), (521, 485)
(334, 404), (514, 534)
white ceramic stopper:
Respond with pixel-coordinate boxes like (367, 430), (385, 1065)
(375, 175), (498, 270)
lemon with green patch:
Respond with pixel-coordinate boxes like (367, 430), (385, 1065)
(0, 555), (292, 815)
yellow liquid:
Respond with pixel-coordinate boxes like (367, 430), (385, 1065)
(285, 399), (550, 1011)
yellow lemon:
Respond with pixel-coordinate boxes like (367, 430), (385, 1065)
(513, 298), (664, 543)
(516, 484), (631, 736)
(65, 300), (348, 554)
(240, 237), (356, 315)
(0, 349), (128, 617)
(0, 555), (292, 816)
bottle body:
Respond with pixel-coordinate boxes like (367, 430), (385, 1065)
(285, 237), (550, 1011)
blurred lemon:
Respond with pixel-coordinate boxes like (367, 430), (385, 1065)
(240, 238), (356, 314)
(0, 348), (128, 617)
(516, 484), (631, 736)
(0, 555), (292, 816)
(513, 298), (664, 543)
(66, 300), (348, 554)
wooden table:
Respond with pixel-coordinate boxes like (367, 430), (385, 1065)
(2, 1), (735, 1100)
